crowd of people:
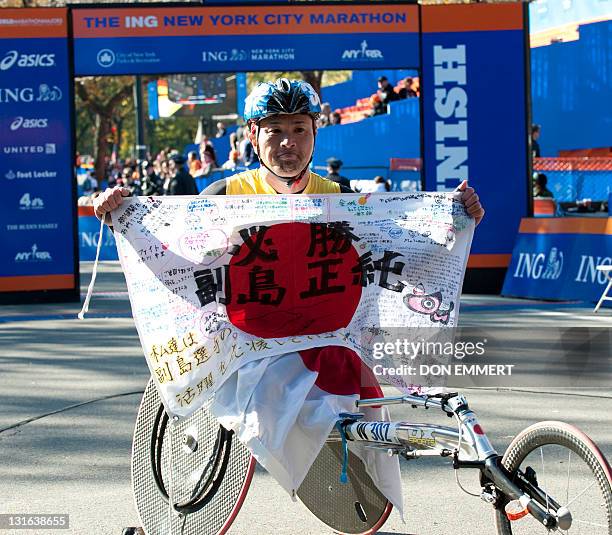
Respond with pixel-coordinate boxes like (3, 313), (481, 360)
(76, 126), (260, 205)
(76, 74), (423, 204)
(314, 75), (420, 128)
(369, 75), (419, 117)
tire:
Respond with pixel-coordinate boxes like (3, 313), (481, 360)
(131, 379), (255, 535)
(495, 421), (612, 534)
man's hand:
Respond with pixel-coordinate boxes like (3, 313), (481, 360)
(456, 180), (485, 227)
(93, 186), (131, 224)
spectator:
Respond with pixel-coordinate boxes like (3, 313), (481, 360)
(197, 145), (218, 176)
(370, 94), (386, 116)
(317, 102), (332, 128)
(238, 128), (257, 167)
(166, 154), (198, 195)
(159, 159), (170, 182)
(531, 124), (541, 158)
(330, 110), (342, 125)
(215, 121), (226, 138)
(78, 170), (98, 197)
(222, 149), (241, 172)
(140, 160), (163, 196)
(373, 175), (391, 192)
(377, 76), (399, 109)
(325, 157), (351, 189)
(397, 77), (418, 99)
(187, 151), (202, 177)
(533, 173), (553, 198)
(229, 131), (239, 152)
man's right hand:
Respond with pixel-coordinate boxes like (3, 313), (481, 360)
(93, 186), (131, 224)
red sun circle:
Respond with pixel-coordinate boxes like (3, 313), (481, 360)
(226, 222), (362, 338)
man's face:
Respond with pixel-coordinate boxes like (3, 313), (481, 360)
(252, 114), (315, 177)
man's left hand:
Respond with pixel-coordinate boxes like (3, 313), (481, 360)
(457, 180), (485, 227)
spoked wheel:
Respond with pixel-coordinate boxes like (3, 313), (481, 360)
(495, 421), (612, 534)
(131, 379), (255, 535)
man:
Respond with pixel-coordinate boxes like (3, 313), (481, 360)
(187, 151), (202, 177)
(165, 154), (198, 195)
(531, 124), (541, 158)
(533, 173), (554, 198)
(377, 75), (399, 112)
(139, 160), (162, 196)
(325, 157), (351, 189)
(94, 78), (483, 228)
(93, 80), (484, 533)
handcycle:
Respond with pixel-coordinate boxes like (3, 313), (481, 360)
(132, 379), (612, 534)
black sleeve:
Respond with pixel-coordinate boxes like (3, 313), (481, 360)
(200, 178), (227, 195)
(339, 184), (355, 193)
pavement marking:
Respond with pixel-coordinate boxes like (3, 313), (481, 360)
(0, 391), (145, 435)
(0, 313), (132, 324)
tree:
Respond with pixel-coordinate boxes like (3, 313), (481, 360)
(75, 77), (134, 180)
(246, 70), (351, 100)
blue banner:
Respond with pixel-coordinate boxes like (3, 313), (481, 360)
(421, 4), (529, 262)
(502, 227), (612, 303)
(78, 213), (118, 261)
(0, 11), (76, 295)
(73, 33), (419, 76)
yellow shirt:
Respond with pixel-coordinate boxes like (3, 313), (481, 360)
(226, 168), (341, 195)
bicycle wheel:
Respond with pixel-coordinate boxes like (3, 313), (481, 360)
(495, 421), (612, 534)
(132, 378), (255, 535)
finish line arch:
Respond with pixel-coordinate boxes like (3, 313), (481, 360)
(0, 2), (530, 303)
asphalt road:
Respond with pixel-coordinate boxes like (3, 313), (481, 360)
(0, 262), (610, 535)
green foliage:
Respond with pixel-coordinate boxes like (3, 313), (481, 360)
(246, 70), (352, 93)
(148, 116), (200, 156)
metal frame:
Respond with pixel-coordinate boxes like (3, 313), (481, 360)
(336, 392), (570, 531)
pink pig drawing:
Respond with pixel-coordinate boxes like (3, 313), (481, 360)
(403, 284), (455, 325)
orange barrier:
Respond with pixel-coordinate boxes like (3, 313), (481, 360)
(533, 198), (556, 216)
(534, 157), (612, 171)
(519, 218), (612, 235)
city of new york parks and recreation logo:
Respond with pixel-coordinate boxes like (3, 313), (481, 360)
(96, 49), (115, 68)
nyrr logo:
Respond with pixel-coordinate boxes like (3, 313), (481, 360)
(10, 117), (48, 131)
(97, 49), (115, 68)
(0, 50), (56, 71)
(513, 247), (564, 280)
(341, 40), (384, 61)
(14, 244), (52, 262)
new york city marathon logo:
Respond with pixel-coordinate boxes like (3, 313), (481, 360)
(0, 50), (56, 70)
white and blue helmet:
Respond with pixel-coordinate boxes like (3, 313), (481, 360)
(243, 78), (322, 123)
